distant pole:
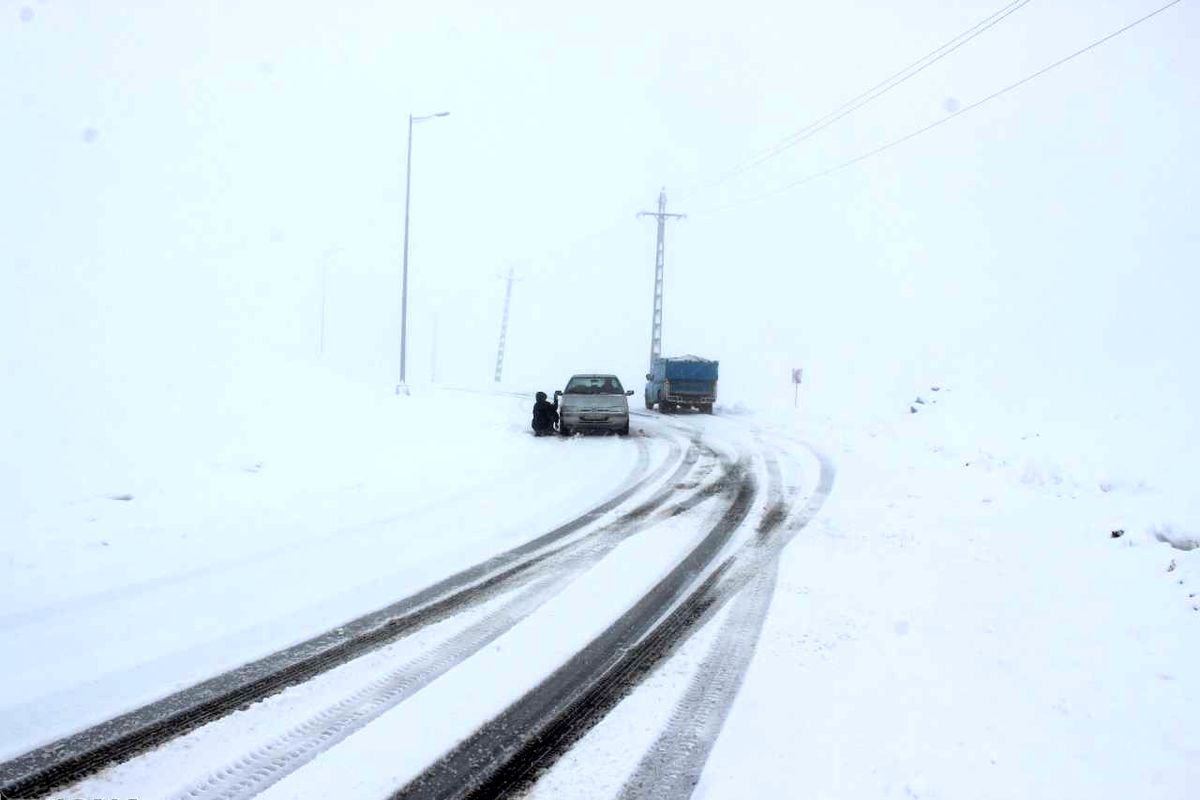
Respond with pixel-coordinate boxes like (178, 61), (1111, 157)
(430, 314), (438, 384)
(494, 266), (514, 383)
(638, 188), (685, 370)
(319, 257), (328, 357)
(396, 110), (450, 396)
(319, 247), (338, 358)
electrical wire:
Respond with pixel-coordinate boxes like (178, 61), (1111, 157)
(677, 0), (1035, 201)
(692, 0), (1186, 218)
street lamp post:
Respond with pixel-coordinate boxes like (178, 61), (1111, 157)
(397, 110), (450, 396)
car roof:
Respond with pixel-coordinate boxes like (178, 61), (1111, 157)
(568, 373), (620, 379)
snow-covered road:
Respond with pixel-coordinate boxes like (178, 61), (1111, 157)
(3, 395), (831, 799)
(3, 387), (1196, 800)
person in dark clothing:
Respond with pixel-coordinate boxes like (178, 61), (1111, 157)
(531, 391), (559, 436)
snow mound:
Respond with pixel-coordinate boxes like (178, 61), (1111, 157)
(1151, 523), (1200, 552)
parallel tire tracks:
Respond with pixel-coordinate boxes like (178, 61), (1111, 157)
(392, 462), (759, 800)
(395, 437), (833, 800)
(170, 439), (738, 800)
(617, 442), (836, 799)
(0, 435), (689, 799)
(7, 420), (834, 800)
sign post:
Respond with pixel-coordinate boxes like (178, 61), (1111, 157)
(792, 368), (803, 408)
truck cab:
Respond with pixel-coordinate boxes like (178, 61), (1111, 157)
(645, 356), (718, 414)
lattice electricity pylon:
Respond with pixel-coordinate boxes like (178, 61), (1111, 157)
(637, 188), (685, 370)
(494, 266), (515, 383)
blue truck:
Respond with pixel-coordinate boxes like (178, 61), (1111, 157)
(644, 356), (719, 414)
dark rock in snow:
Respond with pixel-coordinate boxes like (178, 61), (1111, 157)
(108, 494), (134, 502)
(1111, 529), (1125, 539)
(909, 405), (918, 414)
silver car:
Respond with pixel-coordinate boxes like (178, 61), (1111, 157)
(555, 374), (633, 436)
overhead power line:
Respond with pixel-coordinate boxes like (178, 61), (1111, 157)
(679, 0), (1035, 201)
(480, 2), (1037, 282)
(692, 0), (1186, 218)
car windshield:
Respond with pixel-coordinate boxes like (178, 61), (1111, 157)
(565, 376), (624, 395)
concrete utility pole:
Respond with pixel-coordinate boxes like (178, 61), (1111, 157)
(430, 314), (438, 384)
(494, 267), (515, 383)
(319, 256), (328, 357)
(638, 188), (685, 370)
(318, 247), (340, 358)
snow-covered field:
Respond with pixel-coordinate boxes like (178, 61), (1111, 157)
(702, 397), (1200, 799)
(3, 366), (1196, 799)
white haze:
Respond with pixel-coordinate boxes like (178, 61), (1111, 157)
(3, 0), (1197, 493)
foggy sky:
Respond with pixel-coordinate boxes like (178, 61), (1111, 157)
(3, 0), (1197, 434)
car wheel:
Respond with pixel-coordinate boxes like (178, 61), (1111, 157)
(559, 424), (570, 437)
(619, 422), (630, 436)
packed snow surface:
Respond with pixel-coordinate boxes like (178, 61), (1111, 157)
(5, 371), (1198, 799)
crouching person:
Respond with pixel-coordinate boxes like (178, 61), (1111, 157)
(531, 391), (558, 436)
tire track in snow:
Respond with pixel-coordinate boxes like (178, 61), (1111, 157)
(618, 566), (778, 800)
(378, 426), (831, 800)
(166, 438), (736, 800)
(0, 435), (686, 800)
(462, 438), (790, 800)
(171, 577), (564, 800)
(617, 441), (836, 800)
(392, 458), (759, 800)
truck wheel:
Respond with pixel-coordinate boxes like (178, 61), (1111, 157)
(702, 404), (714, 414)
(660, 400), (673, 414)
(644, 394), (653, 410)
